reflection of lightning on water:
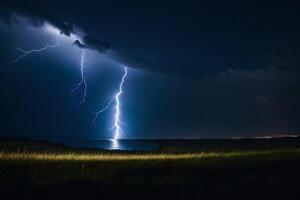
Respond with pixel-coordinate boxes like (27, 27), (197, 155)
(93, 66), (128, 139)
(71, 50), (87, 104)
(8, 41), (60, 64)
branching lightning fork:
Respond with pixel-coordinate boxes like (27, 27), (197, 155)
(70, 50), (88, 104)
(112, 66), (128, 139)
(93, 66), (128, 139)
(92, 98), (114, 125)
(8, 41), (60, 65)
(9, 36), (129, 140)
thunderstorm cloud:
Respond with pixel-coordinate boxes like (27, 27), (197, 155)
(0, 1), (169, 77)
(1, 0), (300, 79)
(0, 1), (73, 36)
(0, 1), (111, 56)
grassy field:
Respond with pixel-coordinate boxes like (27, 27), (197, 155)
(1, 138), (300, 199)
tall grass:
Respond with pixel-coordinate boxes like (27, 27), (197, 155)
(1, 149), (299, 161)
(1, 148), (300, 199)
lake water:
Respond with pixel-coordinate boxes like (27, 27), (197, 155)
(61, 139), (160, 151)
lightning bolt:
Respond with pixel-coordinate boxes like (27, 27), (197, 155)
(8, 41), (60, 64)
(71, 50), (87, 104)
(92, 98), (114, 125)
(113, 67), (128, 139)
(93, 66), (128, 139)
(7, 40), (88, 104)
(8, 37), (128, 139)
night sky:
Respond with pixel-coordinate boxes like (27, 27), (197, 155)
(0, 0), (300, 139)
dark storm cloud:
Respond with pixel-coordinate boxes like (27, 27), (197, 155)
(0, 1), (155, 75)
(82, 35), (110, 50)
(0, 1), (73, 36)
(2, 0), (300, 79)
(72, 37), (158, 71)
(0, 1), (116, 65)
(0, 0), (224, 79)
(0, 1), (110, 53)
(73, 35), (110, 52)
(205, 66), (300, 110)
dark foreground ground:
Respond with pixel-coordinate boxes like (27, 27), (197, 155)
(1, 137), (300, 200)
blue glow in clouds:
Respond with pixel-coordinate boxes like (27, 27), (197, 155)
(93, 66), (128, 139)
